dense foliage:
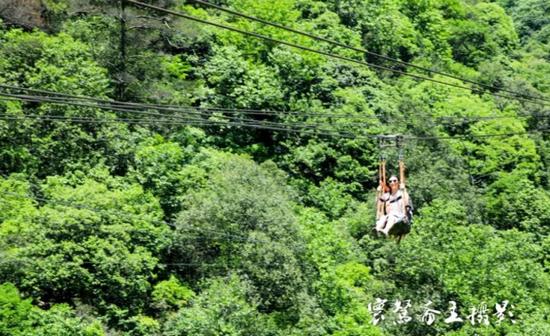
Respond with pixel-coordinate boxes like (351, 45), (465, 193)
(0, 0), (548, 335)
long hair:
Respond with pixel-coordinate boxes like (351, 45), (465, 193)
(388, 175), (399, 193)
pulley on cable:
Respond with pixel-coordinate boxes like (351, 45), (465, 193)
(374, 135), (413, 243)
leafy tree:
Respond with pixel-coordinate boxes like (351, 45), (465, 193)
(199, 45), (284, 109)
(172, 150), (306, 312)
(322, 0), (420, 62)
(0, 283), (105, 336)
(0, 283), (33, 335)
(297, 207), (382, 335)
(484, 169), (550, 236)
(151, 275), (195, 313)
(0, 27), (133, 177)
(0, 171), (169, 322)
(447, 3), (518, 66)
(163, 275), (276, 336)
(128, 135), (204, 219)
(504, 0), (550, 40)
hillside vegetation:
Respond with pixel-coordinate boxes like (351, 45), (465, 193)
(0, 0), (548, 335)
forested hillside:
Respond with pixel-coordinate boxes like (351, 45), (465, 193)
(0, 0), (548, 335)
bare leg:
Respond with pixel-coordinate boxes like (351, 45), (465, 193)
(381, 216), (397, 236)
(376, 215), (388, 232)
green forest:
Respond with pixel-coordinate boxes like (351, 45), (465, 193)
(0, 0), (548, 335)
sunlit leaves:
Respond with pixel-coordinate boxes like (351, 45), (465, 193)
(0, 173), (168, 315)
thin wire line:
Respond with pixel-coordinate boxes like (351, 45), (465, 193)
(2, 91), (549, 142)
(0, 111), (363, 140)
(435, 113), (550, 122)
(0, 107), (550, 141)
(0, 83), (382, 120)
(0, 91), (367, 131)
(189, 0), (550, 104)
(0, 113), (211, 127)
(0, 95), (372, 139)
(405, 130), (542, 141)
(2, 112), (549, 143)
(126, 0), (550, 107)
(3, 84), (550, 124)
(0, 93), (377, 129)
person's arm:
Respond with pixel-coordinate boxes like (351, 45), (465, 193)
(376, 186), (383, 220)
(402, 189), (412, 212)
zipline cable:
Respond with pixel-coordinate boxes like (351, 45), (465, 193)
(0, 95), (370, 139)
(2, 90), (550, 142)
(0, 92), (369, 134)
(0, 111), (360, 140)
(0, 90), (544, 144)
(189, 0), (550, 105)
(0, 92), (378, 129)
(126, 0), (550, 107)
(2, 109), (549, 143)
(3, 84), (550, 124)
(0, 84), (384, 121)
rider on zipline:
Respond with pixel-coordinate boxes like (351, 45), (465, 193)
(374, 136), (413, 240)
(375, 174), (412, 236)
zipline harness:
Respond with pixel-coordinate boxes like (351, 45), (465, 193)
(376, 135), (413, 243)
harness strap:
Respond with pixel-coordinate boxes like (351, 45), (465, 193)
(388, 195), (402, 204)
(376, 159), (387, 219)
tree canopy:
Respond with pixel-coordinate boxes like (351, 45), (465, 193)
(0, 0), (548, 335)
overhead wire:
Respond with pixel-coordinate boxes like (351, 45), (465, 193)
(1, 93), (550, 142)
(2, 109), (549, 143)
(434, 113), (550, 122)
(404, 130), (545, 141)
(1, 3), (546, 144)
(0, 18), (548, 146)
(0, 83), (384, 121)
(126, 0), (550, 107)
(0, 87), (387, 135)
(0, 93), (377, 130)
(3, 84), (550, 126)
(0, 96), (368, 140)
(0, 92), (367, 136)
(0, 113), (209, 127)
(188, 0), (550, 105)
